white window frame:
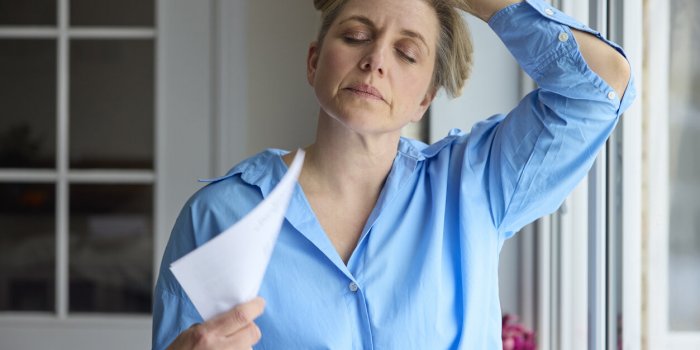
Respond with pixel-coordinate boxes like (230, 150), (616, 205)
(616, 1), (643, 350)
(644, 1), (670, 348)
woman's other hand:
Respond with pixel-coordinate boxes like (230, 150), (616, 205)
(167, 297), (265, 350)
(454, 0), (522, 21)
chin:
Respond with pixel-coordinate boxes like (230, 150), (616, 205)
(317, 94), (405, 136)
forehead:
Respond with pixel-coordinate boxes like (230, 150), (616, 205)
(334, 0), (439, 41)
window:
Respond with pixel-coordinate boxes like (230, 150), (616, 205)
(645, 0), (700, 348)
(0, 0), (262, 347)
(667, 0), (700, 333)
(0, 0), (156, 317)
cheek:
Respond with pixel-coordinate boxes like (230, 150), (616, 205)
(397, 70), (432, 105)
(317, 47), (354, 84)
(390, 69), (434, 121)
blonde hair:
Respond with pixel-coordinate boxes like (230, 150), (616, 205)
(313, 0), (473, 98)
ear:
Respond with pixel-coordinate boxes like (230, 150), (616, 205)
(412, 87), (437, 122)
(307, 41), (320, 86)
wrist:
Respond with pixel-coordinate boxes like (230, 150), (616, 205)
(474, 0), (522, 22)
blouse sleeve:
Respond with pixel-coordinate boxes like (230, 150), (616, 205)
(151, 204), (204, 350)
(464, 0), (636, 238)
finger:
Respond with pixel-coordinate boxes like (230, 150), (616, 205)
(206, 297), (265, 336)
(224, 322), (262, 349)
(208, 297), (265, 336)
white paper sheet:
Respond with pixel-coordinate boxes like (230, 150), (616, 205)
(170, 149), (305, 320)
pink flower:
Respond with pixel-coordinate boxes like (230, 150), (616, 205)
(502, 314), (536, 350)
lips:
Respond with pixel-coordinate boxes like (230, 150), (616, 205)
(344, 83), (385, 102)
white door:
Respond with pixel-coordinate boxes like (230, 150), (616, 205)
(0, 0), (213, 348)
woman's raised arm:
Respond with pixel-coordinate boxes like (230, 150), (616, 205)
(458, 0), (631, 97)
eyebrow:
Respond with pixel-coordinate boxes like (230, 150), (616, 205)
(338, 15), (431, 55)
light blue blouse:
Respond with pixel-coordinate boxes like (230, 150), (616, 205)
(153, 1), (636, 349)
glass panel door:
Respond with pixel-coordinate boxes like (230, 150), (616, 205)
(0, 0), (156, 318)
(668, 0), (700, 332)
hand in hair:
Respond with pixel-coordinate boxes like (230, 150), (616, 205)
(166, 298), (265, 350)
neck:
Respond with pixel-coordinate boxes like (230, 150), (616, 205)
(292, 110), (401, 197)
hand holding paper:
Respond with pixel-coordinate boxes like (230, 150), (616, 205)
(170, 150), (305, 320)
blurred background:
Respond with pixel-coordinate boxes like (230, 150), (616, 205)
(0, 0), (697, 349)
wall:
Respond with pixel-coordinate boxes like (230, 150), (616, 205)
(219, 0), (319, 171)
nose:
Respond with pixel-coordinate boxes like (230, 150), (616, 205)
(359, 43), (386, 75)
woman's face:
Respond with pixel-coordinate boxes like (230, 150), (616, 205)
(307, 0), (439, 136)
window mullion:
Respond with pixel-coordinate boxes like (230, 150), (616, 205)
(587, 1), (610, 349)
(0, 28), (58, 38)
(56, 0), (69, 320)
(536, 216), (553, 350)
(645, 0), (671, 348)
(611, 0), (644, 348)
(588, 152), (607, 350)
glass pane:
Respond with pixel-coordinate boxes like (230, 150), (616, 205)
(668, 0), (700, 331)
(69, 40), (154, 169)
(70, 0), (153, 27)
(69, 184), (152, 313)
(0, 183), (55, 312)
(0, 40), (56, 168)
(0, 0), (56, 26)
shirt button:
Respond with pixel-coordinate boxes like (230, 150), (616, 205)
(349, 282), (358, 292)
(558, 32), (569, 42)
(545, 8), (555, 16)
(607, 91), (617, 100)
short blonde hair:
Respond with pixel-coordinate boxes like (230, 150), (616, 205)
(313, 0), (473, 98)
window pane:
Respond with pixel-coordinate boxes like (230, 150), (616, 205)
(0, 0), (56, 26)
(668, 0), (700, 331)
(69, 184), (152, 313)
(0, 183), (55, 312)
(69, 40), (154, 169)
(0, 40), (56, 168)
(70, 0), (153, 27)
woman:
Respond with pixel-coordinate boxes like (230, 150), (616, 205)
(154, 0), (634, 348)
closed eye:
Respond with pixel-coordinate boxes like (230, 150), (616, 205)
(343, 31), (371, 44)
(343, 36), (370, 44)
(396, 49), (417, 64)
